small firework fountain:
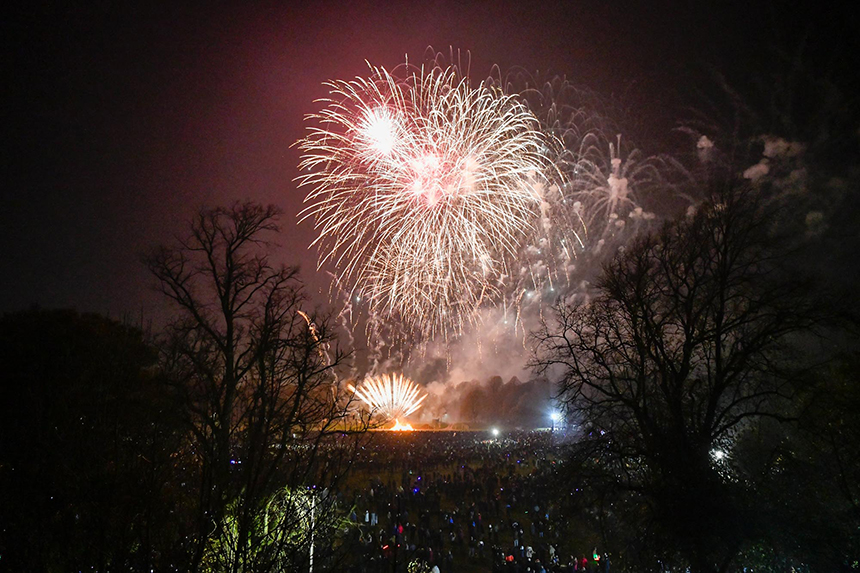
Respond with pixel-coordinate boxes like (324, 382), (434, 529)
(347, 373), (427, 430)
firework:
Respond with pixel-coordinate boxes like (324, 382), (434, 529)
(389, 419), (415, 431)
(513, 77), (688, 247)
(297, 60), (562, 338)
(490, 76), (692, 330)
(347, 373), (427, 421)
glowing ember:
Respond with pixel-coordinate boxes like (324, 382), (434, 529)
(389, 419), (414, 431)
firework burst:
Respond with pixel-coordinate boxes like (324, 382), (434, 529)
(475, 75), (694, 339)
(297, 60), (563, 339)
(347, 373), (427, 421)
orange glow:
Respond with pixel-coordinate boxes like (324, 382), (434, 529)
(390, 419), (414, 431)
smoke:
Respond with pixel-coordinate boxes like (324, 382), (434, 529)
(419, 374), (554, 429)
(329, 73), (695, 426)
(401, 305), (557, 427)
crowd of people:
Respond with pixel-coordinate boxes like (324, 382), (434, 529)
(334, 430), (610, 573)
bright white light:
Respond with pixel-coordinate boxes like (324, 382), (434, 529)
(550, 411), (561, 422)
(491, 428), (500, 437)
(712, 449), (726, 461)
(348, 373), (427, 421)
(361, 107), (397, 156)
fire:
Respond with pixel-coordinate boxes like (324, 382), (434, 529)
(390, 419), (414, 431)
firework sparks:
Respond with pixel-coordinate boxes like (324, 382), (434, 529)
(486, 75), (692, 339)
(347, 373), (427, 421)
(297, 60), (563, 339)
(389, 419), (415, 431)
(566, 133), (663, 239)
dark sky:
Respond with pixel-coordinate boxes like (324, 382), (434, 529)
(3, 1), (855, 323)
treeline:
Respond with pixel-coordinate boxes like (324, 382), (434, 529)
(533, 188), (860, 572)
(0, 204), (369, 572)
(530, 54), (860, 570)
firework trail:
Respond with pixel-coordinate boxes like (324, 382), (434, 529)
(484, 75), (693, 338)
(347, 373), (428, 421)
(297, 59), (563, 340)
(512, 78), (671, 250)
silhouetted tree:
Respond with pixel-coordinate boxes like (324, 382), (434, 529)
(728, 351), (860, 571)
(145, 201), (365, 572)
(531, 190), (821, 572)
(0, 309), (184, 571)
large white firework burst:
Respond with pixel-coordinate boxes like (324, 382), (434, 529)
(297, 61), (562, 339)
(347, 373), (427, 421)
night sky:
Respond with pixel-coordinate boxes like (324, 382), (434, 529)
(4, 1), (856, 324)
